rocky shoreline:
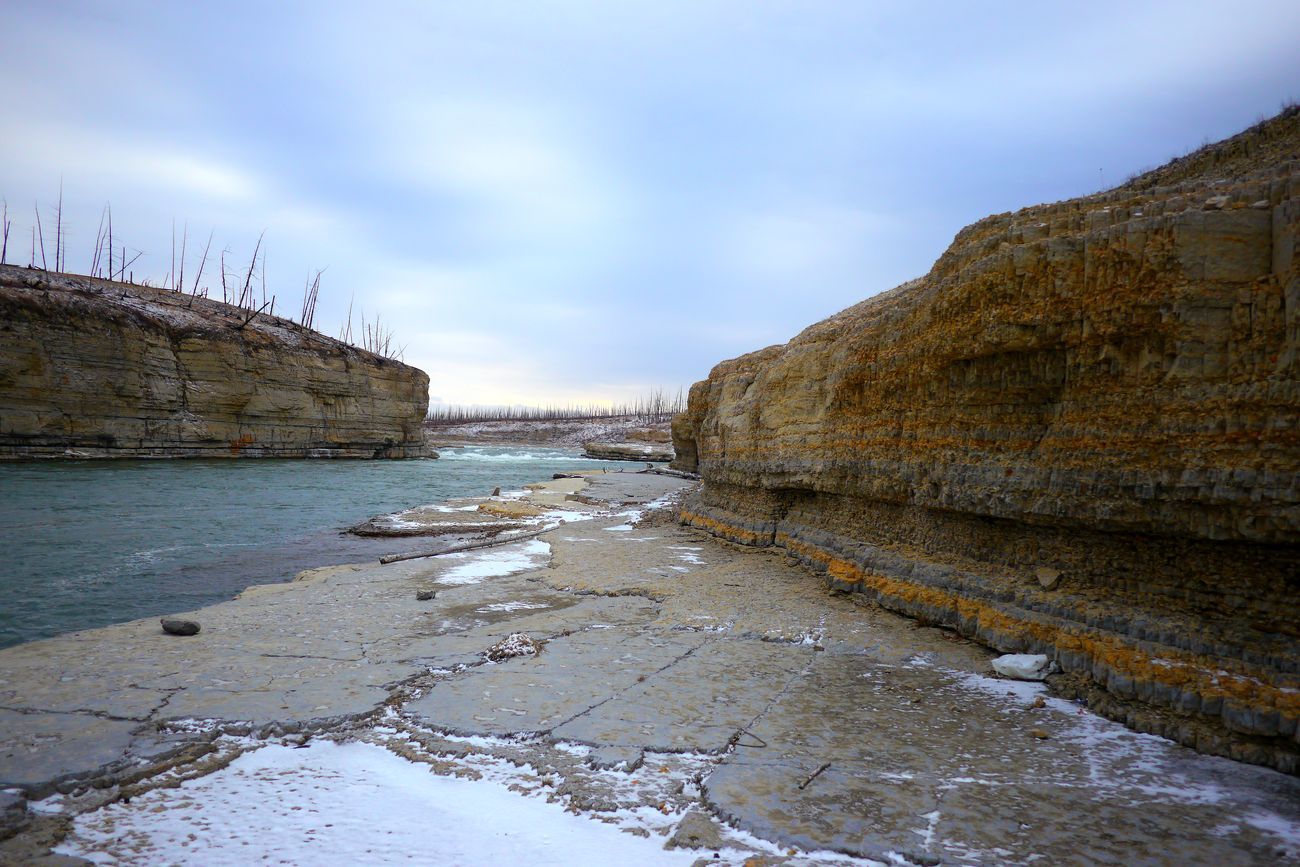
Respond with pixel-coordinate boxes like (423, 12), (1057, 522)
(2, 471), (1298, 864)
(0, 266), (431, 460)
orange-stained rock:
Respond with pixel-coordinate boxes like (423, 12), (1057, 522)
(0, 267), (430, 459)
(673, 108), (1300, 773)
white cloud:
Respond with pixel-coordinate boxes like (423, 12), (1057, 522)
(0, 120), (259, 203)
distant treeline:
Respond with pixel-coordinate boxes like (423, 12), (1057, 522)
(426, 388), (685, 425)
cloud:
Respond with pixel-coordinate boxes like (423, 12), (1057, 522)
(0, 120), (259, 203)
(2, 1), (1297, 407)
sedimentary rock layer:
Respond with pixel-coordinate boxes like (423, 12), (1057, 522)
(583, 440), (675, 462)
(0, 267), (430, 458)
(672, 109), (1300, 772)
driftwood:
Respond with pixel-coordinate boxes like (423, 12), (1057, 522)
(645, 466), (700, 481)
(379, 526), (551, 565)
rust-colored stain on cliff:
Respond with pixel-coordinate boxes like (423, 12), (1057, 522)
(674, 109), (1300, 774)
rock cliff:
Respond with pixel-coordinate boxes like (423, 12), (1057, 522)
(672, 109), (1300, 772)
(0, 266), (431, 458)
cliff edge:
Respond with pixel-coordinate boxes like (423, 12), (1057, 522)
(672, 109), (1300, 772)
(0, 266), (431, 458)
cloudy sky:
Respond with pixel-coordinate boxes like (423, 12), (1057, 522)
(2, 2), (1298, 408)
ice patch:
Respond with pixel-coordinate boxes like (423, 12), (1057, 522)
(479, 601), (548, 613)
(437, 539), (550, 585)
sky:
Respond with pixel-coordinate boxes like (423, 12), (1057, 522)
(2, 2), (1298, 408)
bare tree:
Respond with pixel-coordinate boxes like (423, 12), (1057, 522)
(239, 232), (264, 309)
(299, 268), (323, 329)
(34, 202), (47, 270)
(54, 180), (64, 272)
(192, 230), (213, 296)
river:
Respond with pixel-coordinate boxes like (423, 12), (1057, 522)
(0, 447), (631, 648)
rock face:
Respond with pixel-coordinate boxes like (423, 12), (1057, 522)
(583, 440), (675, 462)
(672, 109), (1300, 772)
(0, 267), (430, 458)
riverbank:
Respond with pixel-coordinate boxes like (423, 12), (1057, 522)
(2, 472), (1298, 864)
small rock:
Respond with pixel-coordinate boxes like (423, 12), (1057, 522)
(991, 653), (1053, 681)
(1035, 566), (1062, 591)
(160, 618), (200, 636)
(588, 745), (645, 771)
(667, 809), (727, 851)
(1029, 728), (1050, 739)
(1032, 695), (1046, 709)
(416, 589), (436, 601)
(491, 486), (501, 497)
(1203, 194), (1230, 210)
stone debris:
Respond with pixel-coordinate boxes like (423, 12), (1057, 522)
(665, 808), (726, 851)
(483, 632), (541, 662)
(1034, 566), (1062, 590)
(415, 590), (437, 601)
(159, 618), (200, 636)
(991, 654), (1053, 681)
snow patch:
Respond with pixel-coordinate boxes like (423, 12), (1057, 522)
(437, 539), (550, 585)
(56, 741), (700, 866)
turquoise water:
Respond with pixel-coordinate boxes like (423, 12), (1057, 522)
(0, 448), (630, 649)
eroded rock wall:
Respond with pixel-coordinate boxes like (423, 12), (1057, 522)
(672, 109), (1300, 772)
(0, 267), (430, 458)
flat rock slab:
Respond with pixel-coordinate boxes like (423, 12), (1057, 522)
(552, 637), (813, 752)
(704, 653), (1300, 865)
(0, 710), (139, 790)
(3, 470), (1299, 866)
(580, 472), (685, 505)
(404, 629), (706, 736)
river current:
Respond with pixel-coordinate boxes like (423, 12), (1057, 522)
(0, 447), (631, 649)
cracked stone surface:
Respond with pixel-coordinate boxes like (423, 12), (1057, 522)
(2, 471), (1299, 866)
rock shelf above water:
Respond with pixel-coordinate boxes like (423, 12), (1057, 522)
(672, 108), (1300, 773)
(0, 266), (431, 459)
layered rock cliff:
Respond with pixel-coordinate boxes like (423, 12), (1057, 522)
(673, 109), (1300, 772)
(0, 266), (430, 458)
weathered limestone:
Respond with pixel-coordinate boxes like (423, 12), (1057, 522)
(583, 440), (675, 462)
(0, 266), (430, 458)
(672, 109), (1300, 772)
(5, 473), (1298, 865)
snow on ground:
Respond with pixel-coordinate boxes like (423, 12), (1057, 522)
(941, 665), (1300, 855)
(53, 730), (887, 867)
(437, 539), (551, 585)
(55, 740), (702, 867)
